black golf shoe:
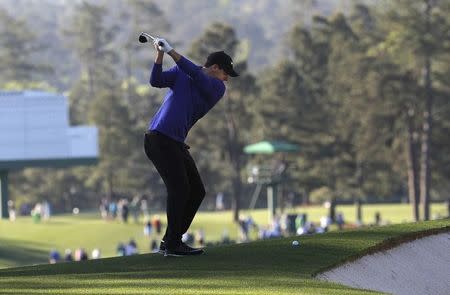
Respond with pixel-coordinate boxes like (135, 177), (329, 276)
(164, 242), (204, 257)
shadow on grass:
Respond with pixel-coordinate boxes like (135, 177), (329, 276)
(0, 239), (49, 267)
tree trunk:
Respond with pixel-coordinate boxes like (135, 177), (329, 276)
(329, 197), (336, 222)
(355, 198), (362, 224)
(87, 65), (95, 99)
(124, 47), (132, 102)
(224, 94), (242, 222)
(278, 184), (285, 214)
(107, 167), (114, 200)
(406, 108), (420, 221)
(447, 198), (450, 218)
(231, 161), (242, 222)
(419, 0), (433, 221)
(302, 189), (310, 205)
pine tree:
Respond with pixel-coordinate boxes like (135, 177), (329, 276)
(378, 0), (450, 219)
(188, 22), (259, 221)
(0, 8), (51, 84)
(63, 2), (118, 123)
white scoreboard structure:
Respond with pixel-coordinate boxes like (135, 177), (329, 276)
(0, 90), (99, 218)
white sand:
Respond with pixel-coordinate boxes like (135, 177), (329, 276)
(316, 232), (450, 295)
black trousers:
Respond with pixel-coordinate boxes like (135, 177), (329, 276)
(144, 131), (205, 248)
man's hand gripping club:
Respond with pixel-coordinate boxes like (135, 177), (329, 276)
(153, 37), (181, 62)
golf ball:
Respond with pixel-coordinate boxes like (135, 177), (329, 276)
(292, 240), (300, 247)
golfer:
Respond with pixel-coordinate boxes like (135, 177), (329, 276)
(144, 37), (239, 257)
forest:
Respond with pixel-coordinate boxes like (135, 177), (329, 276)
(0, 0), (449, 221)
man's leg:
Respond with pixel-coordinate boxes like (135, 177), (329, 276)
(144, 133), (189, 249)
(180, 150), (206, 235)
(160, 153), (203, 249)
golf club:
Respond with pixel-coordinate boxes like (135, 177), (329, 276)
(139, 32), (164, 47)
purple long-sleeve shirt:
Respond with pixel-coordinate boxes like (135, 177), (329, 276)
(148, 56), (226, 143)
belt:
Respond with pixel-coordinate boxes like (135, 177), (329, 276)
(145, 130), (190, 150)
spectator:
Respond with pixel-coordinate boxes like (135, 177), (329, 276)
(31, 203), (42, 223)
(152, 215), (162, 234)
(91, 248), (101, 259)
(259, 226), (271, 239)
(143, 220), (153, 236)
(336, 212), (345, 230)
(196, 229), (205, 247)
(215, 192), (224, 211)
(42, 200), (51, 221)
(119, 199), (129, 223)
(108, 201), (118, 220)
(320, 215), (332, 232)
(99, 198), (108, 220)
(130, 196), (141, 223)
(238, 215), (257, 242)
(150, 240), (159, 253)
(260, 217), (282, 239)
(64, 249), (73, 262)
(74, 248), (88, 261)
(49, 249), (60, 264)
(19, 203), (32, 216)
(295, 214), (307, 231)
(80, 249), (88, 261)
(308, 222), (317, 234)
(375, 211), (381, 226)
(140, 197), (150, 220)
(7, 200), (16, 222)
(125, 239), (138, 256)
(238, 218), (250, 242)
(117, 242), (126, 256)
(316, 224), (326, 233)
(269, 217), (282, 238)
(297, 221), (314, 235)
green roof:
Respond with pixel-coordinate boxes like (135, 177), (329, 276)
(244, 141), (300, 154)
(0, 157), (98, 171)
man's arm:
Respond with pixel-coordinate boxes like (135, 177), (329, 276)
(155, 38), (225, 100)
(167, 50), (225, 101)
(167, 50), (181, 63)
(155, 50), (164, 64)
(149, 50), (177, 88)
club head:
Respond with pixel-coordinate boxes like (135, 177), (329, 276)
(138, 32), (164, 47)
(138, 34), (148, 43)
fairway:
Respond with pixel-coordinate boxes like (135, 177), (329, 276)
(0, 203), (447, 269)
(0, 220), (448, 294)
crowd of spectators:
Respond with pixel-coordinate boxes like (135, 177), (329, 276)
(49, 247), (100, 264)
(116, 239), (138, 256)
(235, 211), (351, 244)
(99, 195), (150, 223)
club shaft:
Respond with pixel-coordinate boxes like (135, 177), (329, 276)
(141, 32), (156, 41)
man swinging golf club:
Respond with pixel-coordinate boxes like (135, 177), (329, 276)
(143, 34), (239, 257)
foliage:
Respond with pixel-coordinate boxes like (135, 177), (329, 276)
(1, 1), (449, 221)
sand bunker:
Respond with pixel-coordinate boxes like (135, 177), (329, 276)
(317, 232), (450, 295)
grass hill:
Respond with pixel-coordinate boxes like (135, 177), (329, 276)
(0, 203), (447, 269)
(0, 219), (448, 294)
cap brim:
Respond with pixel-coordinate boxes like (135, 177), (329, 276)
(227, 69), (239, 77)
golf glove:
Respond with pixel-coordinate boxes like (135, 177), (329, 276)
(154, 38), (173, 53)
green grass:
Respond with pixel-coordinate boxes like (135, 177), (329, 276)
(0, 203), (447, 269)
(0, 220), (448, 294)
